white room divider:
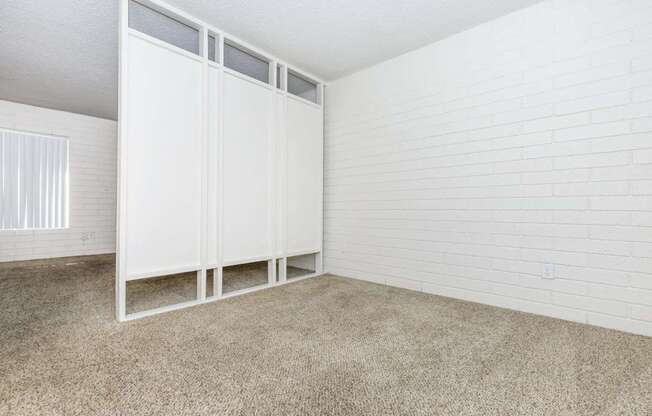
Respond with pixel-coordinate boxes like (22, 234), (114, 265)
(222, 73), (273, 265)
(286, 97), (323, 256)
(123, 33), (203, 279)
(117, 0), (324, 320)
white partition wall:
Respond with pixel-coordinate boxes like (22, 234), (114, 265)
(117, 0), (324, 320)
(222, 73), (273, 264)
(123, 33), (203, 279)
(286, 97), (323, 255)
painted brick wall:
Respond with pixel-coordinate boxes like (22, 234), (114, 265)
(324, 0), (652, 336)
(0, 100), (117, 261)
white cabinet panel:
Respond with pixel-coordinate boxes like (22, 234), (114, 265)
(222, 73), (273, 262)
(124, 34), (202, 277)
(286, 97), (322, 254)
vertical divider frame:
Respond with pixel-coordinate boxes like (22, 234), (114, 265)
(117, 0), (325, 321)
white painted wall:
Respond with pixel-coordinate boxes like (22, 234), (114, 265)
(324, 0), (652, 336)
(0, 100), (116, 262)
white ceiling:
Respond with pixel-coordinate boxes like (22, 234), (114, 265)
(1, 0), (543, 121)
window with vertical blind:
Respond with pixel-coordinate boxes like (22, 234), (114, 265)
(0, 128), (69, 230)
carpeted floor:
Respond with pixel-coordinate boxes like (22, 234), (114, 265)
(1, 255), (652, 415)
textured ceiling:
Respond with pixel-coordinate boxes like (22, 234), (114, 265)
(0, 1), (119, 120)
(1, 0), (543, 121)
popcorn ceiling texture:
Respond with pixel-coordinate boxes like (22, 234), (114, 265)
(1, 0), (541, 120)
(1, 255), (652, 415)
(0, 1), (119, 120)
(167, 0), (542, 81)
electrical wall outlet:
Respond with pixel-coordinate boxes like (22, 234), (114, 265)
(542, 262), (555, 280)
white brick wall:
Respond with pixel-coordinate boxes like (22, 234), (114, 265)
(0, 100), (117, 261)
(324, 0), (652, 336)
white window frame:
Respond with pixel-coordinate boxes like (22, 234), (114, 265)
(0, 127), (70, 231)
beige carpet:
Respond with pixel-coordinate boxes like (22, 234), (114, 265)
(1, 255), (652, 416)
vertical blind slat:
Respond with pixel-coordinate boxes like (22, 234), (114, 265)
(8, 136), (19, 227)
(0, 129), (68, 230)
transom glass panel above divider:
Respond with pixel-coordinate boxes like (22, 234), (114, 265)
(288, 70), (319, 104)
(224, 41), (271, 84)
(128, 0), (200, 55)
(208, 33), (219, 63)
